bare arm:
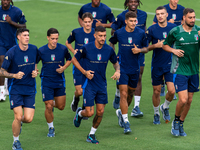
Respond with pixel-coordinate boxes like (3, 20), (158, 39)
(109, 42), (115, 51)
(0, 68), (24, 79)
(111, 62), (120, 80)
(71, 57), (94, 80)
(111, 28), (115, 36)
(95, 19), (113, 28)
(78, 16), (83, 27)
(148, 40), (164, 51)
(132, 44), (149, 54)
(162, 44), (184, 57)
(6, 15), (26, 28)
(56, 60), (72, 74)
(65, 40), (77, 55)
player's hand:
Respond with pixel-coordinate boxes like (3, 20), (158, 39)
(32, 69), (39, 78)
(172, 49), (184, 57)
(168, 19), (174, 24)
(156, 40), (164, 48)
(6, 15), (12, 24)
(84, 70), (94, 80)
(111, 71), (120, 80)
(13, 71), (25, 79)
(73, 49), (78, 55)
(56, 65), (65, 74)
(132, 44), (141, 54)
(95, 19), (102, 27)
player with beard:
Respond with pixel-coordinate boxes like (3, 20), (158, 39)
(78, 0), (115, 28)
(111, 0), (147, 119)
(163, 8), (200, 136)
(147, 6), (176, 125)
(72, 26), (120, 143)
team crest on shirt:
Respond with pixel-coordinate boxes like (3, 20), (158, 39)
(194, 34), (198, 41)
(11, 100), (13, 106)
(84, 98), (86, 104)
(163, 32), (167, 38)
(51, 54), (55, 61)
(24, 56), (28, 63)
(97, 54), (101, 61)
(2, 14), (6, 20)
(172, 14), (176, 20)
(42, 94), (45, 99)
(128, 37), (132, 44)
(136, 18), (138, 24)
(92, 12), (97, 18)
(84, 38), (89, 44)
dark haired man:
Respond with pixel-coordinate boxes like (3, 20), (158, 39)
(0, 28), (39, 150)
(111, 0), (147, 118)
(147, 6), (176, 124)
(78, 0), (115, 28)
(66, 12), (95, 112)
(72, 26), (120, 144)
(109, 11), (148, 134)
(163, 8), (200, 136)
(0, 0), (26, 101)
(38, 28), (72, 137)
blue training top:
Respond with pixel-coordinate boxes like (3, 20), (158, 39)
(1, 44), (38, 95)
(0, 5), (26, 49)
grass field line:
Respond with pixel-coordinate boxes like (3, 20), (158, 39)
(41, 0), (200, 21)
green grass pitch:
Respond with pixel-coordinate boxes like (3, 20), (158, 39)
(0, 0), (200, 149)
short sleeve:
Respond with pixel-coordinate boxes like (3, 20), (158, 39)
(1, 50), (13, 70)
(78, 6), (84, 18)
(153, 15), (158, 23)
(109, 48), (117, 64)
(74, 46), (86, 61)
(65, 48), (72, 61)
(109, 31), (118, 44)
(111, 15), (123, 31)
(146, 27), (153, 44)
(67, 30), (76, 44)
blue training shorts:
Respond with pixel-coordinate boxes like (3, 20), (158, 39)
(82, 83), (108, 107)
(151, 66), (173, 86)
(117, 72), (139, 88)
(174, 74), (199, 93)
(73, 73), (83, 86)
(41, 86), (66, 101)
(9, 94), (35, 109)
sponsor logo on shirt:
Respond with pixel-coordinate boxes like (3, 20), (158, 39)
(92, 12), (96, 18)
(24, 56), (28, 63)
(172, 14), (176, 20)
(84, 38), (89, 44)
(97, 54), (101, 61)
(194, 34), (198, 41)
(128, 37), (132, 44)
(179, 37), (184, 41)
(2, 14), (6, 20)
(163, 32), (167, 38)
(51, 54), (55, 61)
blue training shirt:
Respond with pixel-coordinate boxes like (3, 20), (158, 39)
(153, 4), (185, 26)
(75, 42), (117, 90)
(111, 9), (147, 31)
(1, 44), (38, 95)
(78, 3), (115, 28)
(38, 43), (72, 88)
(109, 27), (148, 74)
(147, 23), (176, 68)
(67, 27), (95, 76)
(0, 5), (26, 49)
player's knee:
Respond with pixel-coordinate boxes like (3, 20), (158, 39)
(24, 116), (33, 123)
(57, 104), (65, 110)
(15, 115), (23, 122)
(168, 89), (175, 96)
(97, 109), (104, 116)
(154, 89), (161, 96)
(179, 98), (188, 105)
(46, 103), (54, 112)
(120, 90), (127, 98)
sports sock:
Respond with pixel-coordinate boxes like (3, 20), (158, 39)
(134, 96), (141, 108)
(163, 99), (171, 109)
(47, 122), (54, 129)
(122, 114), (128, 122)
(115, 87), (120, 97)
(89, 127), (97, 135)
(180, 120), (184, 124)
(153, 106), (160, 115)
(78, 110), (82, 117)
(175, 115), (180, 121)
(13, 136), (19, 143)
